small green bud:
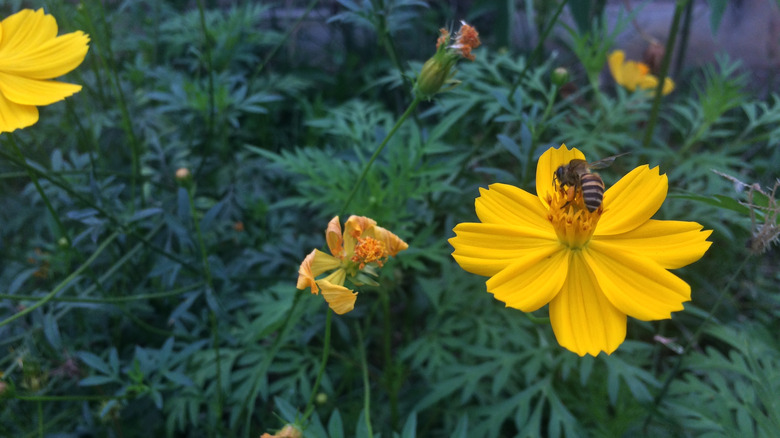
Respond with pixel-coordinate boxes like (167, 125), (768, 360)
(551, 67), (570, 86)
(175, 168), (193, 189)
(315, 392), (328, 404)
(415, 55), (456, 100)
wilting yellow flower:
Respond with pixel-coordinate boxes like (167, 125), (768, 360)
(608, 50), (674, 95)
(415, 21), (481, 99)
(297, 216), (408, 314)
(449, 145), (711, 356)
(0, 9), (90, 134)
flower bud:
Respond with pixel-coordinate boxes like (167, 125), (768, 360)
(551, 67), (570, 86)
(175, 168), (193, 189)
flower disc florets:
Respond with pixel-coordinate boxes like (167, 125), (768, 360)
(547, 186), (601, 249)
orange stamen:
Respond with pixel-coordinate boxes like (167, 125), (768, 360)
(351, 237), (387, 270)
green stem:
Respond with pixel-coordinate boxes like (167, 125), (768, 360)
(0, 283), (202, 304)
(196, 0), (215, 150)
(5, 135), (70, 246)
(0, 232), (119, 328)
(91, 0), (143, 208)
(523, 83), (561, 186)
(380, 290), (398, 428)
(641, 0), (688, 149)
(16, 394), (129, 402)
(247, 0), (320, 93)
(185, 186), (223, 431)
(509, 0), (568, 102)
(339, 97), (421, 216)
(356, 325), (374, 438)
(38, 401), (43, 438)
(302, 309), (332, 422)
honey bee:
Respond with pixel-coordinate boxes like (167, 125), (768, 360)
(554, 153), (628, 212)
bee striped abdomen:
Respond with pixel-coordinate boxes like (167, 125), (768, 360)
(580, 173), (605, 212)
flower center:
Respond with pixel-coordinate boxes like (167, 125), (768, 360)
(546, 186), (602, 249)
(351, 237), (387, 269)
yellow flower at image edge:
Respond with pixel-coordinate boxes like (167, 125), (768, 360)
(608, 50), (674, 95)
(449, 145), (712, 356)
(0, 9), (90, 133)
(297, 216), (408, 315)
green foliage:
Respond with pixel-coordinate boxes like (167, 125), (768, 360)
(1, 1), (778, 437)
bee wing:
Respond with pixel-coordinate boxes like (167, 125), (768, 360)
(588, 152), (629, 170)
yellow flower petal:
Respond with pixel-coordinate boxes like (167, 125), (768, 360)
(371, 224), (408, 257)
(607, 50), (626, 84)
(321, 267), (346, 287)
(535, 144), (585, 207)
(296, 249), (341, 294)
(0, 89), (37, 133)
(637, 74), (659, 92)
(661, 77), (675, 95)
(344, 215), (377, 257)
(325, 216), (343, 258)
(450, 222), (559, 276)
(594, 220), (712, 269)
(317, 279), (357, 315)
(584, 243), (691, 320)
(597, 165), (667, 236)
(0, 31), (89, 79)
(486, 246), (568, 311)
(296, 250), (318, 293)
(0, 72), (81, 105)
(474, 183), (551, 232)
(549, 252), (626, 356)
(0, 10), (58, 53)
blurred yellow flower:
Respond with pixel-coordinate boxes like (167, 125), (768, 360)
(297, 215), (408, 314)
(449, 145), (711, 356)
(608, 50), (674, 95)
(0, 9), (90, 133)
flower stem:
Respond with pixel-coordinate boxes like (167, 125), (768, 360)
(356, 324), (374, 438)
(641, 0), (688, 149)
(0, 283), (203, 304)
(339, 97), (421, 216)
(302, 309), (332, 422)
(196, 0), (215, 151)
(5, 134), (70, 247)
(0, 232), (119, 328)
(185, 186), (223, 432)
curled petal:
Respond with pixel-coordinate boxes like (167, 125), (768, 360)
(486, 246), (568, 312)
(450, 222), (559, 277)
(475, 183), (551, 232)
(325, 216), (344, 258)
(296, 249), (341, 294)
(597, 165), (667, 236)
(372, 225), (408, 257)
(594, 220), (712, 269)
(296, 250), (318, 293)
(536, 144), (586, 207)
(584, 243), (691, 321)
(317, 280), (357, 315)
(0, 72), (82, 105)
(344, 215), (377, 257)
(549, 252), (626, 356)
(0, 90), (37, 133)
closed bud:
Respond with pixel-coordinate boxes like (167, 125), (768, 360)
(551, 67), (570, 86)
(175, 168), (193, 189)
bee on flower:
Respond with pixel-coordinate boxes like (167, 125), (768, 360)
(297, 216), (408, 315)
(415, 21), (481, 100)
(449, 145), (712, 356)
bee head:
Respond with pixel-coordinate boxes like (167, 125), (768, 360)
(554, 165), (566, 185)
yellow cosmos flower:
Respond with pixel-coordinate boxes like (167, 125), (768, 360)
(449, 145), (711, 356)
(297, 215), (408, 315)
(608, 50), (674, 95)
(0, 9), (90, 134)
